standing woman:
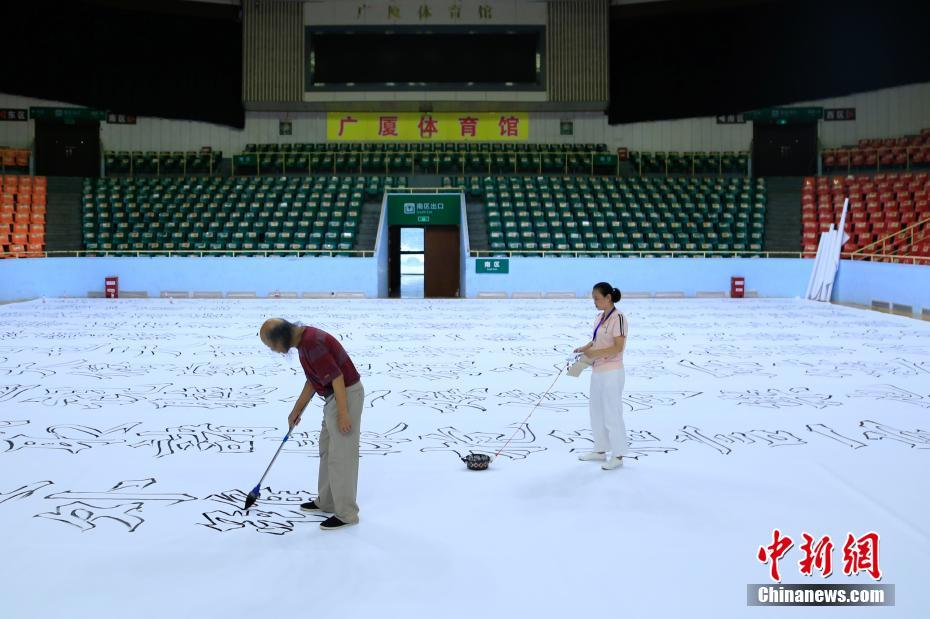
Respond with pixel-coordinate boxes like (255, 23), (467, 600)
(573, 282), (630, 470)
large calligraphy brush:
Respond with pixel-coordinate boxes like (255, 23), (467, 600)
(244, 424), (294, 510)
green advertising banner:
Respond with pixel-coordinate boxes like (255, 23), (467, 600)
(387, 193), (461, 226)
(476, 258), (509, 274)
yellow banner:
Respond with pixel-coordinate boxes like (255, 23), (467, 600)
(327, 112), (528, 142)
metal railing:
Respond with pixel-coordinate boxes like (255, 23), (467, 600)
(841, 251), (930, 266)
(0, 249), (375, 259)
(4, 248), (927, 265)
(631, 152), (751, 177)
(103, 152), (220, 177)
(470, 249), (800, 259)
(232, 151), (620, 177)
(850, 215), (930, 258)
(384, 186), (459, 193)
(470, 248), (930, 264)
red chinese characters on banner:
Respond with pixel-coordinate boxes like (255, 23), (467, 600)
(798, 533), (834, 578)
(338, 116), (358, 137)
(842, 532), (882, 580)
(757, 530), (883, 582)
(757, 529), (794, 582)
(418, 114), (439, 139)
(458, 116), (479, 137)
(378, 116), (399, 137)
(498, 115), (520, 137)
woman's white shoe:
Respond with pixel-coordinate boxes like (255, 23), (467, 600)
(578, 451), (607, 462)
(601, 456), (624, 470)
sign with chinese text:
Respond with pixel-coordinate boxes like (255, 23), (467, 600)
(476, 258), (509, 274)
(328, 112), (528, 142)
(716, 113), (746, 124)
(304, 1), (545, 26)
(824, 108), (856, 122)
(744, 107), (823, 123)
(106, 113), (137, 125)
(387, 193), (461, 226)
(0, 109), (28, 122)
(30, 107), (107, 122)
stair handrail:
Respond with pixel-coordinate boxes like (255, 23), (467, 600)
(850, 215), (930, 256)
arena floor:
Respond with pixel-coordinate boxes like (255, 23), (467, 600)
(1, 297), (928, 617)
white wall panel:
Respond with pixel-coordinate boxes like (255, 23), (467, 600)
(0, 93), (72, 150)
(801, 82), (930, 148)
(5, 81), (930, 155)
(604, 82), (930, 153)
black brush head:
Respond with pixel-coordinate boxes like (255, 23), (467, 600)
(244, 491), (259, 510)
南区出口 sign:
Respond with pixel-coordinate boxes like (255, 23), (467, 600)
(387, 193), (461, 226)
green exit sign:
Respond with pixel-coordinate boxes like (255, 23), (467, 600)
(476, 258), (509, 274)
(744, 107), (823, 123)
(30, 106), (107, 122)
(387, 193), (461, 226)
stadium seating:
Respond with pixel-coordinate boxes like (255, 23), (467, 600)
(104, 150), (223, 175)
(0, 148), (31, 174)
(801, 172), (930, 259)
(821, 128), (930, 172)
(443, 175), (766, 255)
(0, 175), (47, 258)
(80, 175), (404, 256)
(629, 151), (749, 175)
(233, 143), (616, 176)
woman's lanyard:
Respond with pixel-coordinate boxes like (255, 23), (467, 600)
(593, 307), (616, 341)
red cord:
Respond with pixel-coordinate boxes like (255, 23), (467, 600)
(493, 367), (565, 459)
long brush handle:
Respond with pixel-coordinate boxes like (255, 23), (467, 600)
(251, 427), (293, 491)
(493, 367), (564, 459)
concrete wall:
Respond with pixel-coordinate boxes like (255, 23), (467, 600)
(464, 257), (813, 298)
(832, 259), (930, 312)
(0, 256), (379, 300)
(4, 255), (929, 314)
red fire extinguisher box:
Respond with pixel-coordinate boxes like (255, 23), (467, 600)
(730, 276), (745, 298)
(105, 276), (119, 299)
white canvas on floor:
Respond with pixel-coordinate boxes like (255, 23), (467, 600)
(0, 297), (928, 618)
